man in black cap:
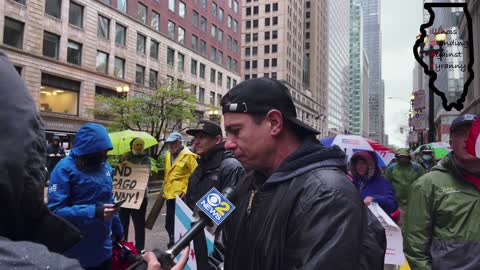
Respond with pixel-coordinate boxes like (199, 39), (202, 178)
(184, 119), (245, 212)
(212, 78), (385, 270)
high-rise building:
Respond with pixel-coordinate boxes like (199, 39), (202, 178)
(327, 0), (350, 136)
(1, 0), (241, 146)
(349, 0), (369, 137)
(241, 0), (328, 134)
(359, 0), (384, 143)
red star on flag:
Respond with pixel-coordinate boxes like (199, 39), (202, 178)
(190, 249), (196, 260)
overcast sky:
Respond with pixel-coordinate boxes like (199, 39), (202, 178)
(381, 0), (423, 147)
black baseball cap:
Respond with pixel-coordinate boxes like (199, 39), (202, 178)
(186, 119), (222, 137)
(221, 78), (320, 135)
(450, 114), (478, 133)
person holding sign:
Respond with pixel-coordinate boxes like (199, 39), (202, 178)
(163, 132), (198, 248)
(119, 137), (151, 251)
(48, 123), (124, 270)
(405, 114), (480, 270)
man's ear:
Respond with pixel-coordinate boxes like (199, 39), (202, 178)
(265, 110), (283, 136)
(215, 135), (223, 144)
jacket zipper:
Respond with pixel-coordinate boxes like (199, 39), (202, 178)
(246, 189), (257, 216)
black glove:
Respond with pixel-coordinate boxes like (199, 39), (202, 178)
(95, 206), (105, 219)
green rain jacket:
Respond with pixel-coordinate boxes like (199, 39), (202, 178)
(385, 161), (425, 206)
(404, 153), (480, 270)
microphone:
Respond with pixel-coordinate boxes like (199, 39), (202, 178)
(127, 187), (238, 270)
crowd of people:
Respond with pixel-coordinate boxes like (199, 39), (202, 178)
(1, 49), (480, 270)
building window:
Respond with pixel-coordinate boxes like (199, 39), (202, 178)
(43, 31), (60, 59)
(265, 4), (271, 12)
(69, 2), (83, 28)
(264, 73), (269, 77)
(14, 66), (22, 75)
(245, 47), (250, 56)
(252, 33), (258, 41)
(245, 34), (251, 42)
(149, 69), (158, 88)
(245, 61), (250, 69)
(233, 0), (238, 13)
(227, 56), (232, 69)
(272, 30), (278, 39)
(169, 0), (176, 12)
(264, 59), (269, 67)
(13, 0), (26, 4)
(252, 60), (257, 69)
(219, 8), (224, 21)
(96, 51), (108, 73)
(217, 72), (223, 86)
(306, 12), (310, 18)
(245, 74), (250, 80)
(167, 47), (175, 66)
(233, 79), (237, 86)
(210, 47), (216, 61)
(246, 21), (251, 29)
(265, 18), (270, 26)
(3, 17), (24, 49)
(114, 57), (125, 79)
(253, 19), (259, 28)
(191, 59), (197, 75)
(117, 0), (127, 13)
(272, 44), (278, 53)
(218, 30), (223, 43)
(138, 3), (147, 24)
(227, 36), (233, 49)
(200, 40), (206, 55)
(67, 40), (82, 65)
(137, 33), (146, 54)
(210, 69), (216, 83)
(136, 65), (145, 84)
(272, 58), (277, 67)
(217, 50), (223, 64)
(227, 76), (231, 89)
(212, 2), (217, 17)
(192, 10), (199, 27)
(217, 94), (222, 105)
(228, 16), (232, 28)
(192, 35), (198, 51)
(264, 45), (270, 54)
(228, 0), (232, 8)
(252, 46), (258, 55)
(151, 11), (160, 31)
(40, 73), (80, 115)
(168, 21), (175, 39)
(253, 6), (259, 14)
(150, 40), (159, 59)
(273, 3), (278, 11)
(178, 53), (185, 71)
(200, 16), (207, 32)
(201, 0), (206, 9)
(209, 91), (215, 105)
(199, 63), (205, 79)
(265, 31), (270, 40)
(45, 0), (62, 19)
(178, 27), (185, 44)
(211, 24), (217, 38)
(179, 1), (186, 18)
(273, 16), (278, 25)
(98, 15), (110, 39)
(199, 87), (205, 103)
(233, 20), (238, 32)
(272, 72), (277, 79)
(246, 7), (251, 16)
(115, 23), (126, 46)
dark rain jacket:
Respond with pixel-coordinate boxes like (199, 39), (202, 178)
(0, 51), (81, 253)
(404, 153), (480, 270)
(212, 139), (386, 270)
(185, 144), (246, 211)
(48, 123), (123, 267)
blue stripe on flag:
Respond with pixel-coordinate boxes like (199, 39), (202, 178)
(176, 204), (192, 230)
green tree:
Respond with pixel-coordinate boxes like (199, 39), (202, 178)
(93, 80), (198, 159)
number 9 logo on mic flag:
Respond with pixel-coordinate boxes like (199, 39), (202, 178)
(196, 187), (236, 225)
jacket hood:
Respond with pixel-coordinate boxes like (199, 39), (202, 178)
(71, 123), (113, 156)
(0, 51), (81, 252)
(266, 137), (347, 184)
(350, 151), (378, 179)
(434, 152), (479, 182)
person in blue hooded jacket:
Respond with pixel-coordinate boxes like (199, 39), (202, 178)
(350, 151), (399, 215)
(48, 123), (124, 270)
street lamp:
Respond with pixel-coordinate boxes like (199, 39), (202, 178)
(417, 27), (447, 143)
(116, 85), (130, 98)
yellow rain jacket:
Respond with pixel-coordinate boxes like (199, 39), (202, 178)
(163, 147), (198, 199)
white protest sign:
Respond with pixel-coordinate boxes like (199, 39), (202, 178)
(368, 203), (406, 266)
(112, 163), (149, 209)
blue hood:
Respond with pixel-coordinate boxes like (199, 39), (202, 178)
(71, 123), (112, 156)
